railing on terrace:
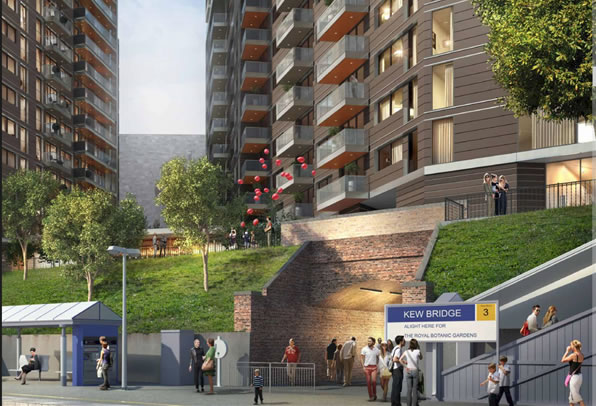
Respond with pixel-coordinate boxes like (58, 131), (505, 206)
(276, 8), (313, 44)
(316, 82), (367, 121)
(316, 128), (366, 163)
(317, 0), (368, 40)
(232, 362), (316, 392)
(276, 47), (313, 80)
(275, 125), (313, 152)
(316, 35), (367, 82)
(444, 179), (595, 221)
(276, 86), (313, 114)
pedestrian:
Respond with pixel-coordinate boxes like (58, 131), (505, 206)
(188, 338), (205, 392)
(230, 228), (237, 250)
(152, 233), (158, 258)
(250, 231), (256, 248)
(399, 339), (423, 406)
(334, 343), (344, 385)
(252, 368), (264, 405)
(561, 340), (585, 406)
(96, 336), (111, 390)
(498, 175), (510, 215)
(391, 335), (406, 406)
(376, 337), (383, 350)
(14, 347), (40, 385)
(326, 338), (337, 381)
(480, 362), (500, 406)
(281, 338), (300, 385)
(160, 235), (167, 257)
(483, 173), (494, 217)
(361, 337), (381, 402)
(497, 355), (514, 406)
(379, 341), (392, 402)
(526, 305), (541, 333)
(542, 305), (559, 328)
(243, 230), (250, 249)
(202, 338), (216, 394)
(264, 217), (273, 247)
(341, 337), (357, 386)
(491, 174), (500, 216)
(387, 339), (394, 353)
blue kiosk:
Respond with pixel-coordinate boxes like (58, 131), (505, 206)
(2, 301), (121, 386)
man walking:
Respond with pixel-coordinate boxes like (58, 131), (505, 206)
(160, 235), (167, 257)
(152, 233), (158, 258)
(326, 338), (337, 381)
(281, 338), (300, 385)
(391, 335), (406, 406)
(526, 305), (541, 333)
(341, 337), (357, 386)
(189, 338), (205, 392)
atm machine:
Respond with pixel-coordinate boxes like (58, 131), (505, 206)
(82, 336), (118, 385)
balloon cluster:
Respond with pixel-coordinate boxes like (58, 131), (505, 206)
(236, 150), (317, 228)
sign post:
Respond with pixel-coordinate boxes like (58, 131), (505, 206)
(214, 336), (227, 388)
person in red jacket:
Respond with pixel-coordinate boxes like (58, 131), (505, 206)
(281, 338), (301, 385)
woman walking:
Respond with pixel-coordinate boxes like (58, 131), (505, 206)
(543, 305), (559, 328)
(483, 173), (494, 217)
(334, 344), (344, 384)
(378, 341), (392, 402)
(561, 340), (585, 406)
(498, 175), (510, 215)
(491, 174), (500, 216)
(400, 339), (423, 406)
(203, 338), (216, 394)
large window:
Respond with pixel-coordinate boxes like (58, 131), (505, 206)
(379, 38), (403, 74)
(2, 19), (17, 42)
(4, 0), (16, 11)
(19, 65), (26, 91)
(432, 118), (453, 164)
(2, 148), (16, 168)
(20, 35), (27, 61)
(432, 63), (454, 109)
(433, 8), (453, 55)
(35, 19), (41, 43)
(20, 95), (27, 121)
(20, 4), (27, 30)
(408, 27), (417, 68)
(2, 84), (16, 105)
(2, 51), (16, 73)
(408, 79), (418, 120)
(379, 87), (404, 122)
(2, 116), (16, 136)
(518, 113), (576, 150)
(379, 0), (402, 25)
(19, 127), (27, 152)
(408, 0), (418, 16)
(378, 140), (403, 170)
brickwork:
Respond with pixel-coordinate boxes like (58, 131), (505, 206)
(281, 203), (444, 245)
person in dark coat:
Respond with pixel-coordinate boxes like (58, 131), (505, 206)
(189, 338), (205, 392)
(15, 347), (40, 385)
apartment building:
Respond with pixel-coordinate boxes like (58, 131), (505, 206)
(206, 0), (594, 218)
(2, 0), (118, 195)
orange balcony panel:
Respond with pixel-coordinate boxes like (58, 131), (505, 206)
(242, 44), (268, 61)
(318, 58), (366, 85)
(318, 11), (367, 42)
(318, 197), (363, 212)
(318, 150), (367, 170)
(241, 77), (268, 91)
(241, 109), (268, 123)
(242, 11), (268, 28)
(318, 105), (366, 127)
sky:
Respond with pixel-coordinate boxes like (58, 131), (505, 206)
(118, 0), (206, 135)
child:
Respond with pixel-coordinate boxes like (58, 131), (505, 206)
(497, 356), (514, 406)
(252, 368), (264, 405)
(480, 362), (500, 406)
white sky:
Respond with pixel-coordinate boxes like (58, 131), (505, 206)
(118, 0), (206, 134)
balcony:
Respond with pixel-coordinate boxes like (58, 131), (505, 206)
(316, 175), (368, 211)
(43, 6), (72, 37)
(242, 0), (269, 28)
(210, 13), (227, 39)
(211, 144), (231, 160)
(276, 47), (313, 85)
(209, 118), (228, 144)
(276, 164), (313, 193)
(276, 86), (313, 121)
(241, 94), (270, 123)
(74, 88), (116, 123)
(245, 193), (269, 212)
(317, 35), (368, 84)
(73, 168), (117, 194)
(317, 0), (368, 42)
(316, 82), (368, 126)
(275, 0), (303, 13)
(43, 123), (73, 148)
(241, 29), (270, 60)
(276, 8), (313, 48)
(74, 141), (117, 171)
(41, 65), (72, 93)
(211, 92), (228, 118)
(73, 114), (117, 147)
(209, 40), (228, 65)
(241, 61), (270, 91)
(55, 0), (73, 9)
(73, 61), (116, 99)
(43, 94), (72, 120)
(73, 34), (117, 74)
(210, 65), (227, 91)
(316, 128), (367, 169)
(241, 159), (271, 184)
(42, 152), (72, 175)
(74, 7), (118, 50)
(43, 36), (73, 65)
(279, 202), (313, 219)
(88, 0), (117, 27)
(241, 127), (271, 154)
(274, 125), (313, 157)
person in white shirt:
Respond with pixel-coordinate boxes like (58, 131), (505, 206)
(360, 337), (381, 402)
(391, 335), (406, 406)
(340, 337), (357, 386)
(378, 341), (392, 402)
(399, 339), (423, 406)
(526, 305), (541, 333)
(497, 356), (513, 406)
(480, 362), (500, 406)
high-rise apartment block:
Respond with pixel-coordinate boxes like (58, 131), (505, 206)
(206, 0), (593, 218)
(2, 0), (118, 195)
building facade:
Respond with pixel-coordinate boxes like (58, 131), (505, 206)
(2, 0), (118, 195)
(205, 0), (594, 218)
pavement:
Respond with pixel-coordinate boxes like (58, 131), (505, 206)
(0, 379), (492, 406)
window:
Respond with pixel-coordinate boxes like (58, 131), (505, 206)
(20, 35), (27, 61)
(19, 65), (26, 91)
(432, 118), (453, 164)
(20, 95), (27, 121)
(378, 87), (403, 122)
(379, 97), (391, 121)
(408, 27), (417, 68)
(35, 19), (41, 43)
(518, 113), (576, 150)
(36, 0), (41, 14)
(378, 140), (403, 170)
(2, 148), (16, 168)
(408, 79), (418, 120)
(432, 63), (454, 109)
(408, 0), (418, 16)
(20, 4), (27, 30)
(2, 84), (16, 105)
(35, 48), (42, 72)
(19, 127), (27, 152)
(433, 8), (453, 55)
(378, 38), (403, 74)
(4, 0), (16, 11)
(35, 135), (42, 159)
(2, 20), (17, 42)
(379, 0), (402, 25)
(35, 77), (41, 101)
(408, 130), (418, 172)
(35, 106), (42, 131)
(19, 157), (27, 170)
(2, 116), (16, 136)
(2, 51), (16, 73)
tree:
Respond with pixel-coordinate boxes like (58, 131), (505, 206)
(156, 157), (240, 292)
(472, 0), (592, 121)
(42, 189), (146, 301)
(2, 171), (61, 280)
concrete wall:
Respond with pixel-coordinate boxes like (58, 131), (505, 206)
(119, 134), (206, 228)
(281, 203), (444, 245)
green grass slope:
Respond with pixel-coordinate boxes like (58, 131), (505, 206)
(2, 246), (298, 333)
(424, 205), (594, 299)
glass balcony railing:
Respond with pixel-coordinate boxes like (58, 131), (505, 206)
(212, 92), (228, 104)
(43, 6), (72, 34)
(75, 88), (116, 120)
(276, 47), (313, 83)
(275, 125), (313, 155)
(43, 123), (73, 146)
(316, 35), (368, 83)
(317, 0), (368, 41)
(73, 115), (117, 146)
(276, 86), (313, 120)
(242, 61), (270, 77)
(317, 175), (368, 207)
(91, 0), (116, 24)
(316, 82), (368, 125)
(44, 35), (73, 63)
(212, 13), (226, 24)
(74, 168), (118, 193)
(73, 35), (117, 71)
(75, 7), (117, 48)
(242, 127), (271, 143)
(44, 94), (71, 118)
(316, 128), (367, 164)
(276, 164), (313, 187)
(211, 118), (228, 131)
(74, 141), (117, 169)
(211, 65), (227, 78)
(41, 64), (72, 90)
(242, 28), (271, 46)
(212, 144), (230, 154)
(242, 94), (270, 110)
(42, 152), (72, 171)
(242, 159), (271, 173)
(276, 8), (313, 46)
(211, 39), (228, 53)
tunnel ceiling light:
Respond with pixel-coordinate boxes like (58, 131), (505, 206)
(360, 287), (382, 293)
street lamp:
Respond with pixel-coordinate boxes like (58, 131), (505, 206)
(107, 246), (140, 390)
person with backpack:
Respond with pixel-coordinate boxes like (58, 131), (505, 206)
(97, 336), (112, 390)
(399, 339), (423, 406)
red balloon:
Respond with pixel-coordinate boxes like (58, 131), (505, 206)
(301, 163), (308, 169)
(287, 175), (293, 181)
(277, 187), (284, 194)
(254, 188), (261, 193)
(275, 159), (282, 166)
(237, 179), (244, 185)
(311, 170), (316, 176)
(241, 221), (246, 228)
(264, 188), (270, 193)
(262, 164), (268, 169)
(280, 171), (286, 177)
(254, 195), (260, 201)
(253, 219), (259, 226)
(272, 193), (279, 201)
(247, 208), (254, 215)
(254, 176), (261, 182)
(259, 157), (265, 164)
(297, 156), (305, 163)
(264, 148), (270, 155)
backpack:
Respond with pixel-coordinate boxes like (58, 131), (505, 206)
(520, 321), (530, 336)
(108, 351), (114, 368)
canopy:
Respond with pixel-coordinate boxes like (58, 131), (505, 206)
(2, 301), (121, 328)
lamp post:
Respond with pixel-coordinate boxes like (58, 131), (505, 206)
(107, 246), (140, 390)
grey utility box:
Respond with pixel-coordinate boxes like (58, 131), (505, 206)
(160, 330), (194, 386)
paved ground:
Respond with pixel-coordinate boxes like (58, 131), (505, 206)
(1, 380), (491, 406)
